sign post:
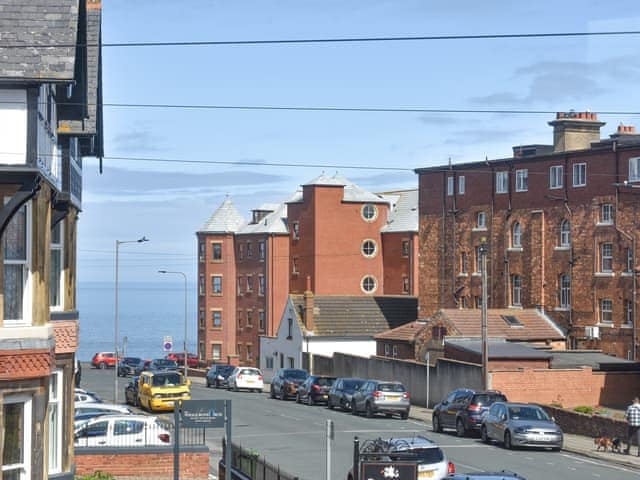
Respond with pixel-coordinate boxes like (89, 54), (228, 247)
(163, 335), (173, 353)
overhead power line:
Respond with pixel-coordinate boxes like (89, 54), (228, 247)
(1, 30), (639, 49)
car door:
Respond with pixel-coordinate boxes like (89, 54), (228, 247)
(439, 390), (459, 427)
(76, 419), (109, 447)
(484, 404), (499, 440)
(329, 379), (341, 406)
(112, 419), (146, 446)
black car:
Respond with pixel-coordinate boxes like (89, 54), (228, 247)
(133, 359), (152, 375)
(124, 376), (140, 406)
(327, 377), (366, 411)
(296, 375), (336, 405)
(117, 357), (143, 377)
(432, 389), (507, 437)
(147, 358), (178, 371)
(270, 368), (309, 400)
(206, 364), (235, 388)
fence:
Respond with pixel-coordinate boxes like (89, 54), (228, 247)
(222, 438), (300, 480)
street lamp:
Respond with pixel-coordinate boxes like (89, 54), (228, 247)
(114, 236), (148, 403)
(158, 270), (188, 379)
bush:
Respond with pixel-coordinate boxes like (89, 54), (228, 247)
(76, 472), (114, 480)
(573, 405), (593, 415)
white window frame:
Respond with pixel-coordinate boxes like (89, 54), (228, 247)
(460, 252), (467, 274)
(600, 299), (613, 323)
(292, 222), (300, 240)
(447, 177), (454, 196)
(630, 157), (640, 182)
(361, 275), (377, 294)
(48, 370), (63, 474)
(3, 200), (32, 325)
(2, 394), (32, 480)
(560, 220), (571, 247)
(212, 344), (221, 360)
(627, 248), (634, 273)
(573, 163), (587, 187)
(560, 274), (571, 308)
(258, 274), (265, 295)
(361, 239), (377, 258)
(475, 246), (483, 274)
(458, 176), (465, 195)
(361, 204), (377, 222)
(50, 222), (64, 311)
(601, 243), (613, 272)
(550, 165), (563, 189)
(511, 222), (522, 247)
(259, 310), (266, 331)
(495, 171), (508, 194)
(258, 241), (265, 260)
(625, 300), (633, 326)
(212, 310), (221, 327)
(477, 211), (486, 229)
(515, 169), (528, 192)
(511, 275), (522, 306)
(601, 204), (614, 224)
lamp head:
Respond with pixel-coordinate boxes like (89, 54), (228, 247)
(138, 236), (149, 243)
(158, 270), (167, 274)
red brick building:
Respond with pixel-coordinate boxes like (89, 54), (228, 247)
(196, 174), (418, 365)
(415, 112), (640, 359)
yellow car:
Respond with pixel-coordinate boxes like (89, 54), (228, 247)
(137, 370), (191, 412)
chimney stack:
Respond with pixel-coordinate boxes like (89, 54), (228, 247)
(612, 124), (637, 136)
(548, 111), (605, 152)
(303, 276), (314, 331)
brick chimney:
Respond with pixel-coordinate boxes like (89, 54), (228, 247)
(548, 111), (605, 152)
(303, 276), (314, 331)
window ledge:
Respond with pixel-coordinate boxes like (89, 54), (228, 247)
(457, 273), (469, 277)
(507, 247), (523, 252)
(508, 305), (523, 310)
(621, 272), (633, 277)
(597, 322), (613, 328)
(573, 183), (586, 188)
(554, 246), (570, 251)
(596, 222), (614, 227)
(554, 307), (571, 312)
(471, 272), (482, 277)
(472, 227), (487, 232)
(594, 272), (615, 278)
(621, 324), (634, 329)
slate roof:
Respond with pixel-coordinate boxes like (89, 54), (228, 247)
(0, 0), (79, 81)
(291, 295), (417, 337)
(239, 201), (288, 235)
(291, 173), (387, 204)
(445, 338), (553, 360)
(198, 198), (246, 233)
(438, 308), (566, 341)
(550, 351), (640, 370)
(374, 320), (426, 341)
(380, 189), (418, 233)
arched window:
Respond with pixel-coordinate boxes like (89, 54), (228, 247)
(559, 274), (571, 308)
(560, 220), (571, 247)
(512, 222), (522, 247)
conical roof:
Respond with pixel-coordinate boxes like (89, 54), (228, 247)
(198, 198), (246, 233)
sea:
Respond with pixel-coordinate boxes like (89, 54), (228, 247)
(76, 281), (198, 362)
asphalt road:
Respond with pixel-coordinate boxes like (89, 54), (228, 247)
(80, 367), (640, 480)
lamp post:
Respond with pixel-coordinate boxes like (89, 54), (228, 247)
(158, 270), (188, 379)
(480, 238), (489, 390)
(114, 236), (148, 403)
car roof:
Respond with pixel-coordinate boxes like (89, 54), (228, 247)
(75, 414), (157, 426)
(386, 436), (440, 450)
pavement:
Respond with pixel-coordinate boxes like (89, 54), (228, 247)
(406, 403), (640, 471)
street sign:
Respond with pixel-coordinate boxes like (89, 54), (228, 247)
(163, 335), (173, 352)
(180, 399), (226, 428)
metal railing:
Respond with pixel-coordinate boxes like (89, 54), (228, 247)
(223, 439), (300, 480)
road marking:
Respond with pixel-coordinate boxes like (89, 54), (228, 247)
(560, 453), (640, 474)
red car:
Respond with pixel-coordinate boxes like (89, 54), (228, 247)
(166, 352), (199, 368)
(91, 352), (120, 369)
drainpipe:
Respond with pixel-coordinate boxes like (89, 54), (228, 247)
(489, 158), (495, 308)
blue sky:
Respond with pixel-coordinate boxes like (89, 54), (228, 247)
(78, 0), (640, 285)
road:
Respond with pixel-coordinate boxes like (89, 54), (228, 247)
(80, 367), (640, 480)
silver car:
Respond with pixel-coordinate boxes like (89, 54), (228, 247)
(481, 402), (563, 451)
(351, 380), (410, 419)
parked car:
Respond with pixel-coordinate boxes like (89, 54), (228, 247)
(270, 368), (309, 400)
(74, 403), (132, 428)
(481, 402), (563, 451)
(351, 380), (410, 419)
(327, 377), (366, 411)
(147, 358), (179, 371)
(432, 389), (507, 437)
(206, 364), (235, 388)
(74, 415), (171, 447)
(447, 472), (526, 480)
(91, 352), (120, 369)
(166, 352), (199, 368)
(124, 376), (140, 406)
(133, 359), (152, 375)
(227, 367), (264, 392)
(74, 389), (103, 404)
(137, 370), (191, 412)
(296, 375), (336, 405)
(117, 357), (143, 377)
(347, 436), (455, 480)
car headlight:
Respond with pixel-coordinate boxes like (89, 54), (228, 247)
(514, 426), (530, 434)
(182, 391), (190, 397)
(153, 394), (162, 398)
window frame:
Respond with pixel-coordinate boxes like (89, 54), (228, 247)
(362, 204), (378, 222)
(560, 220), (571, 247)
(549, 165), (564, 189)
(515, 169), (528, 192)
(573, 162), (587, 187)
(361, 275), (377, 294)
(211, 242), (222, 261)
(49, 221), (63, 311)
(629, 157), (640, 182)
(477, 211), (486, 229)
(511, 222), (522, 248)
(3, 394), (32, 479)
(627, 247), (634, 273)
(458, 176), (465, 195)
(600, 243), (613, 273)
(211, 310), (222, 328)
(211, 343), (221, 360)
(401, 240), (409, 257)
(361, 239), (377, 258)
(259, 310), (266, 331)
(447, 176), (454, 196)
(48, 370), (63, 474)
(601, 204), (614, 224)
(600, 298), (613, 324)
(625, 300), (633, 326)
(258, 240), (266, 260)
(258, 275), (265, 296)
(211, 275), (223, 294)
(495, 171), (509, 194)
(559, 274), (571, 308)
(3, 201), (32, 325)
(511, 274), (522, 307)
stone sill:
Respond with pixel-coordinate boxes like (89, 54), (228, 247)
(507, 247), (523, 252)
(554, 246), (570, 251)
(594, 272), (615, 278)
(472, 227), (488, 232)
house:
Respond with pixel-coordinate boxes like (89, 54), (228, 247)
(375, 308), (565, 363)
(415, 112), (640, 359)
(259, 289), (417, 380)
(0, 1), (103, 478)
(197, 173), (418, 366)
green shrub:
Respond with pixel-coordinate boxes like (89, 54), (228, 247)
(573, 405), (593, 415)
(76, 472), (114, 480)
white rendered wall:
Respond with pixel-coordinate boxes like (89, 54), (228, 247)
(0, 89), (27, 165)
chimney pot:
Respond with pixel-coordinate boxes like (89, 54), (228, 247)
(548, 111), (605, 152)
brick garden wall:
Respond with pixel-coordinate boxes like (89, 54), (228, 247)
(75, 448), (210, 479)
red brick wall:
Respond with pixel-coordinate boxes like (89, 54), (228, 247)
(75, 450), (209, 479)
(491, 367), (640, 408)
(382, 232), (418, 296)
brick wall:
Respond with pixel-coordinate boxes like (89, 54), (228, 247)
(75, 449), (210, 479)
(491, 367), (640, 409)
(542, 405), (628, 439)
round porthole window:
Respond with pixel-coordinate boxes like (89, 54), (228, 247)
(361, 275), (377, 293)
(361, 240), (377, 257)
(361, 204), (377, 222)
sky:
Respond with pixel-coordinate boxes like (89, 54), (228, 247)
(77, 0), (640, 286)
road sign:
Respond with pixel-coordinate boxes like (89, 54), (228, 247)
(180, 399), (226, 428)
(163, 335), (173, 352)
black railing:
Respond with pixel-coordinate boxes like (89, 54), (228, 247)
(223, 438), (300, 480)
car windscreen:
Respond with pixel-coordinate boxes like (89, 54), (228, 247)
(284, 369), (308, 379)
(508, 406), (550, 421)
(343, 379), (365, 390)
(240, 369), (260, 376)
(473, 394), (507, 406)
(378, 383), (406, 393)
(390, 447), (443, 464)
(123, 357), (141, 365)
(152, 373), (182, 386)
(154, 359), (176, 367)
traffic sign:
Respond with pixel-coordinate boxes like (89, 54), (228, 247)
(163, 335), (173, 352)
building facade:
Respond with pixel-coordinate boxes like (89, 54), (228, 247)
(197, 174), (418, 366)
(416, 112), (640, 359)
(0, 1), (103, 478)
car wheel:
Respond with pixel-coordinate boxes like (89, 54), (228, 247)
(342, 400), (350, 412)
(432, 414), (442, 433)
(352, 402), (358, 415)
(481, 426), (489, 443)
(327, 399), (334, 410)
(365, 402), (374, 418)
(270, 387), (275, 399)
(307, 394), (314, 406)
(456, 418), (467, 437)
(206, 380), (211, 388)
(551, 445), (562, 452)
(98, 362), (106, 370)
(504, 431), (513, 450)
(400, 411), (408, 420)
(296, 393), (301, 404)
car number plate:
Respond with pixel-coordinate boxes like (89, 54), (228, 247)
(386, 394), (400, 399)
(418, 470), (435, 479)
(166, 401), (174, 406)
(531, 434), (551, 441)
(246, 379), (254, 383)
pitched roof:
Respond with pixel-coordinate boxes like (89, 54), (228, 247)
(239, 201), (288, 235)
(0, 0), (79, 81)
(374, 320), (426, 341)
(380, 189), (418, 233)
(438, 308), (566, 341)
(445, 338), (553, 360)
(198, 198), (246, 233)
(292, 173), (387, 204)
(291, 295), (417, 337)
